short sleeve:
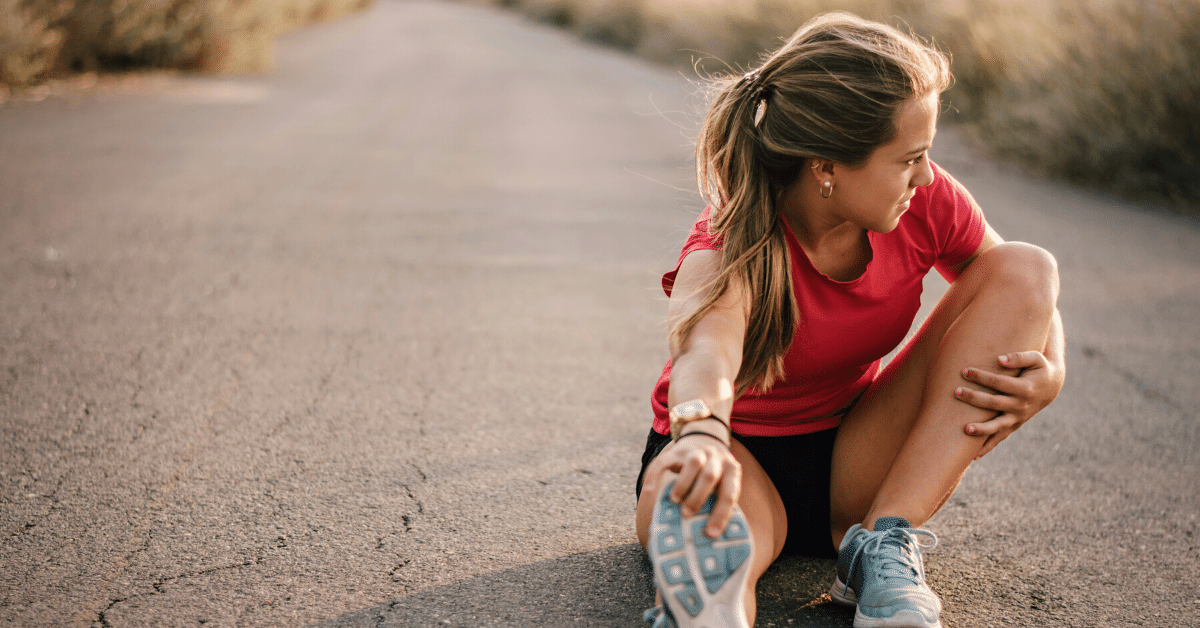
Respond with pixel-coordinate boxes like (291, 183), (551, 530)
(926, 163), (986, 280)
(661, 206), (723, 297)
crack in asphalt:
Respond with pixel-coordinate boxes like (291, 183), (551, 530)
(375, 464), (429, 600)
(96, 594), (128, 628)
(93, 540), (274, 627)
(375, 600), (402, 628)
(3, 400), (87, 548)
(265, 331), (351, 439)
(89, 530), (156, 627)
(387, 557), (412, 583)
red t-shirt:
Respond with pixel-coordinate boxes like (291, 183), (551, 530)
(652, 163), (985, 437)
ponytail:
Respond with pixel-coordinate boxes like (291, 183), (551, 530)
(669, 11), (951, 395)
(670, 72), (797, 394)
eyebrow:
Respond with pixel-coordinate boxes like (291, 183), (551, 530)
(904, 144), (931, 156)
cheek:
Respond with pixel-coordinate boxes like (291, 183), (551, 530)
(866, 175), (905, 201)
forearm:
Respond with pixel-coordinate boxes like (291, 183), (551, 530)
(668, 338), (739, 423)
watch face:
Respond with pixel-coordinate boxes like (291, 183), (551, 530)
(673, 400), (708, 420)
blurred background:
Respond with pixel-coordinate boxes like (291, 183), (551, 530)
(3, 0), (1197, 211)
(2, 3), (1197, 625)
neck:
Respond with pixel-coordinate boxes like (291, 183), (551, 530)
(778, 178), (862, 254)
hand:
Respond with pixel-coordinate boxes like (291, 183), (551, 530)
(641, 432), (742, 538)
(955, 349), (1065, 459)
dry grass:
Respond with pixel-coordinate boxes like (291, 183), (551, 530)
(475, 0), (1200, 209)
(0, 0), (374, 86)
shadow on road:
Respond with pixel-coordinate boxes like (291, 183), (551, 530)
(312, 543), (852, 627)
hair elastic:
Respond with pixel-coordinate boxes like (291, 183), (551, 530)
(740, 70), (770, 127)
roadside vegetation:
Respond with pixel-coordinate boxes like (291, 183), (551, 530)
(0, 0), (373, 84)
(473, 0), (1200, 210)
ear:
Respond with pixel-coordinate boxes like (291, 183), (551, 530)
(810, 159), (836, 186)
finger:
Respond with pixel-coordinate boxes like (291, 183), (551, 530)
(974, 430), (1009, 460)
(954, 385), (1020, 413)
(704, 460), (742, 538)
(964, 412), (1018, 437)
(960, 367), (1025, 395)
(642, 441), (693, 495)
(642, 446), (680, 491)
(681, 454), (723, 517)
(669, 449), (707, 505)
(998, 350), (1048, 370)
(963, 367), (1040, 398)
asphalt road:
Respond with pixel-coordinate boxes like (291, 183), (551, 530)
(1, 1), (1197, 626)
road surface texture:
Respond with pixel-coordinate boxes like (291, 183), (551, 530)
(1, 1), (1197, 626)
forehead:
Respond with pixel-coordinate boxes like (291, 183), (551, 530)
(889, 94), (939, 148)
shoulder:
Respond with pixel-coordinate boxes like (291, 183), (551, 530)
(684, 205), (723, 252)
(663, 206), (724, 296)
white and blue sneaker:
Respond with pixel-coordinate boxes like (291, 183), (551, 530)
(646, 481), (753, 628)
(830, 516), (941, 628)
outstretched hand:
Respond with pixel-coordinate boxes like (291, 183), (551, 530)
(641, 433), (742, 538)
(955, 349), (1065, 459)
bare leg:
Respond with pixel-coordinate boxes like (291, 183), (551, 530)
(830, 242), (1059, 545)
(637, 439), (787, 627)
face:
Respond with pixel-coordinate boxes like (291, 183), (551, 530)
(828, 93), (939, 233)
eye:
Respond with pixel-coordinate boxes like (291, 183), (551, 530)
(907, 154), (924, 166)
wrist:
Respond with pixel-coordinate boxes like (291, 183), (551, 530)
(678, 417), (731, 447)
(669, 398), (731, 440)
(676, 429), (730, 449)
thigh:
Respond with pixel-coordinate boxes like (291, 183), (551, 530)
(828, 274), (975, 527)
(738, 430), (839, 559)
(828, 243), (1057, 529)
(635, 430), (789, 580)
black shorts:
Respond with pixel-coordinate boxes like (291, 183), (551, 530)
(636, 427), (839, 559)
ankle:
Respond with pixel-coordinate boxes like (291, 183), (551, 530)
(862, 510), (921, 532)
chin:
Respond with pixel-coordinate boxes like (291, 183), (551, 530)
(874, 212), (906, 234)
(879, 201), (911, 232)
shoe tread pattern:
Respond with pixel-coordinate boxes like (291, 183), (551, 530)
(650, 482), (753, 626)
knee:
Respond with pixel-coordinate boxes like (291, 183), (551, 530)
(973, 242), (1060, 311)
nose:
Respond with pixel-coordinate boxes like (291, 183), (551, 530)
(913, 159), (935, 188)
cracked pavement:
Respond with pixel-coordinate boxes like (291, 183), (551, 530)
(1, 1), (1198, 626)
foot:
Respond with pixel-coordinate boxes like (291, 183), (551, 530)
(830, 516), (941, 628)
(647, 481), (753, 628)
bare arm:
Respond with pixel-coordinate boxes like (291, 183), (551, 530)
(665, 250), (747, 423)
(643, 249), (750, 537)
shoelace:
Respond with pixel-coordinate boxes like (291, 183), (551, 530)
(642, 605), (677, 628)
(843, 527), (938, 595)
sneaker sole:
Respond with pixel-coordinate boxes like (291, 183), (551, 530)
(829, 575), (857, 606)
(648, 481), (753, 628)
(831, 576), (942, 628)
(852, 608), (942, 628)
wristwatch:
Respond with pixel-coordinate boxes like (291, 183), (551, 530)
(668, 399), (729, 440)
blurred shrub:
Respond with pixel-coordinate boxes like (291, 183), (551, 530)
(0, 0), (373, 85)
(475, 0), (1200, 208)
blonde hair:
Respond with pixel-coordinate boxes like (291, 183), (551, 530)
(674, 12), (952, 394)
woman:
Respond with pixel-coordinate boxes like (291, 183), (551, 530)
(634, 12), (1064, 628)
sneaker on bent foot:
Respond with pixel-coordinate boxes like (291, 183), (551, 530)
(646, 481), (753, 628)
(830, 516), (941, 628)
